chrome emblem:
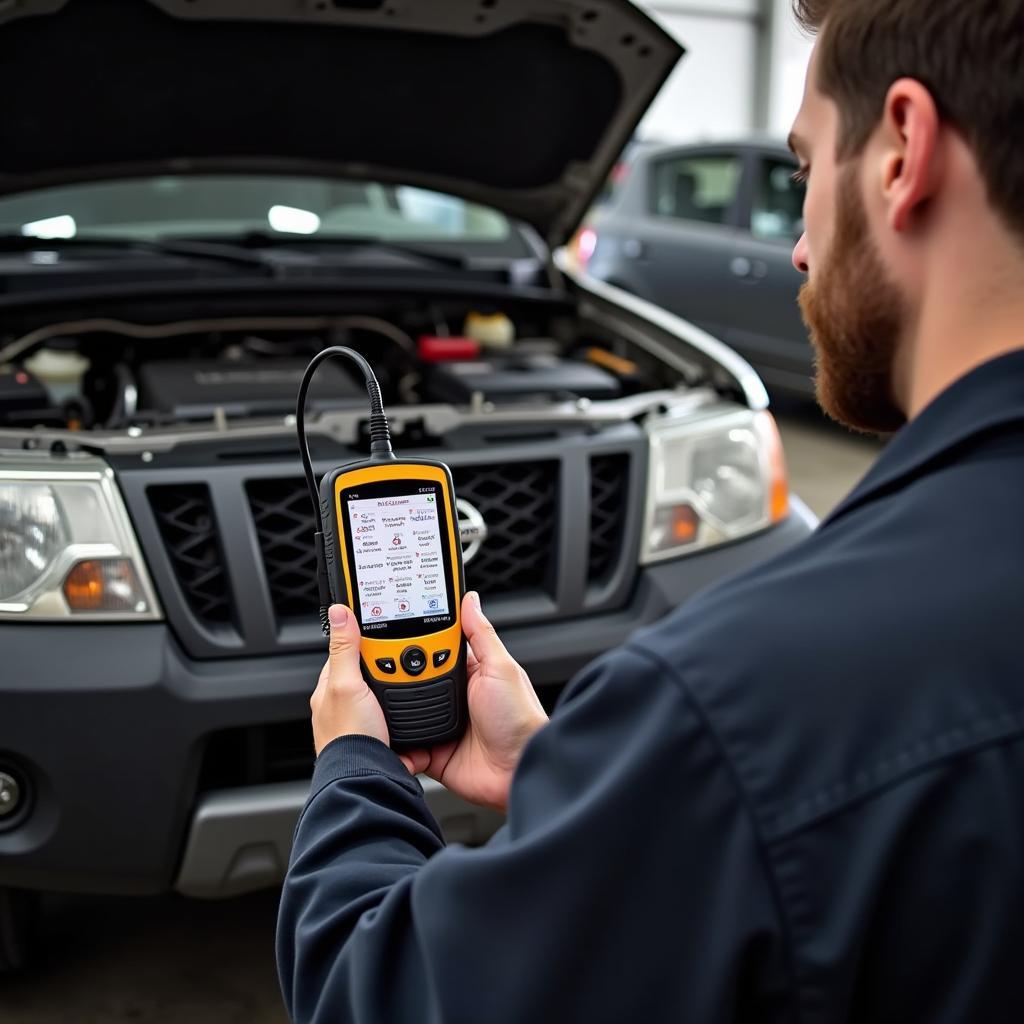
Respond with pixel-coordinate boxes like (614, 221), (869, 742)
(457, 499), (488, 564)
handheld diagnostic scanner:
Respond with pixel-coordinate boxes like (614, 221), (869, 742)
(296, 347), (468, 750)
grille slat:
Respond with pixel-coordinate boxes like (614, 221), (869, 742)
(246, 480), (320, 619)
(588, 455), (630, 583)
(149, 485), (232, 625)
(453, 462), (558, 596)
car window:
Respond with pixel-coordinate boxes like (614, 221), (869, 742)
(751, 158), (805, 243)
(650, 154), (741, 226)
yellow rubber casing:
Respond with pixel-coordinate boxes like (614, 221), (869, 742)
(331, 461), (463, 685)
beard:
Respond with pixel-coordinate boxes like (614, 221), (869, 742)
(798, 163), (907, 435)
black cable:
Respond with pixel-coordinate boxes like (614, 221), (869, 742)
(296, 346), (394, 633)
(296, 345), (394, 531)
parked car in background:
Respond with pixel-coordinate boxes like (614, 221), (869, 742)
(576, 140), (813, 398)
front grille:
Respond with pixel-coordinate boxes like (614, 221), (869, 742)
(588, 454), (631, 583)
(125, 432), (646, 658)
(453, 462), (558, 596)
(246, 462), (561, 622)
(198, 721), (313, 792)
(148, 485), (232, 624)
(246, 479), (319, 620)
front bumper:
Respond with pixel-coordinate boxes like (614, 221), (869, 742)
(175, 777), (506, 900)
(0, 502), (814, 897)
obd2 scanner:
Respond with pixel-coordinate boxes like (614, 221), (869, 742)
(296, 348), (468, 750)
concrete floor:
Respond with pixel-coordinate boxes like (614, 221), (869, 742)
(2, 891), (286, 1024)
(773, 399), (884, 519)
(1, 405), (883, 1024)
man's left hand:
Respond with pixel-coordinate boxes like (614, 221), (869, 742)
(310, 604), (390, 755)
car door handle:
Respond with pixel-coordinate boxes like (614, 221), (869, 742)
(623, 238), (646, 260)
(730, 257), (768, 281)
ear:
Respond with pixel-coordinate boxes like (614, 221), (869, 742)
(878, 78), (942, 233)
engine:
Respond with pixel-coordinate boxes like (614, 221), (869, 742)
(0, 305), (654, 434)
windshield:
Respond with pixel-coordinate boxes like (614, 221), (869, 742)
(0, 175), (519, 248)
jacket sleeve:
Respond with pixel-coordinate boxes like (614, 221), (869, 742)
(276, 646), (792, 1024)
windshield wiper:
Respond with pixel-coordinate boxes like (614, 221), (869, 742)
(231, 231), (469, 270)
(0, 234), (279, 275)
(0, 231), (470, 274)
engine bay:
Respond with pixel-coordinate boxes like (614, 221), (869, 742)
(0, 299), (681, 437)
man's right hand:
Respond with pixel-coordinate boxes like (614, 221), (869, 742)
(398, 591), (548, 813)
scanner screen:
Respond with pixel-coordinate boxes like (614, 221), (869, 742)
(346, 490), (451, 624)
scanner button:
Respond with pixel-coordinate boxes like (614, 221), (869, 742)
(401, 646), (428, 676)
(375, 657), (397, 675)
(433, 649), (451, 668)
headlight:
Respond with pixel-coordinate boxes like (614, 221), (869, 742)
(642, 407), (789, 564)
(0, 485), (67, 599)
(0, 455), (161, 620)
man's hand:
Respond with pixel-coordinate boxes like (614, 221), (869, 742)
(400, 592), (548, 813)
(310, 605), (390, 755)
(310, 594), (548, 812)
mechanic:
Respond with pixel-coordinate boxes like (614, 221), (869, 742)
(277, 1), (1024, 1020)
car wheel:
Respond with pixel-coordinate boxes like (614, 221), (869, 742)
(0, 887), (39, 974)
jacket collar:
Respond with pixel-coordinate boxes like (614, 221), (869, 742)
(822, 348), (1024, 527)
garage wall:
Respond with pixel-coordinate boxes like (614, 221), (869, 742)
(766, 0), (814, 137)
(634, 0), (760, 143)
(631, 0), (813, 145)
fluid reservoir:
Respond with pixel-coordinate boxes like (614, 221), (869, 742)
(24, 348), (91, 405)
(463, 311), (515, 349)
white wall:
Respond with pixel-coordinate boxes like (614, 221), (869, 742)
(635, 1), (759, 143)
(631, 0), (814, 145)
(767, 0), (814, 137)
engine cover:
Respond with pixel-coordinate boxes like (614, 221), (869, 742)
(137, 359), (363, 421)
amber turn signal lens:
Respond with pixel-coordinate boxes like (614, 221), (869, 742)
(63, 559), (147, 613)
(63, 560), (104, 610)
(648, 502), (702, 555)
(756, 411), (790, 523)
(671, 504), (699, 542)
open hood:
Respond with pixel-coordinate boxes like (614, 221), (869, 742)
(0, 0), (681, 247)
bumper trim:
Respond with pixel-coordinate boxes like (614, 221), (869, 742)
(174, 778), (504, 900)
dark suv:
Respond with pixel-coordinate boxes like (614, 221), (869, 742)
(0, 0), (816, 971)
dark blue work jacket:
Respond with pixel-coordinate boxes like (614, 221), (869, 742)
(277, 351), (1024, 1023)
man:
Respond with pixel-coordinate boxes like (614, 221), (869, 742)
(277, 1), (1024, 1019)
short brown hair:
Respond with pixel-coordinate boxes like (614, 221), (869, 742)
(794, 0), (1024, 241)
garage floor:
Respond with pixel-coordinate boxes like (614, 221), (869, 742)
(774, 399), (884, 519)
(1, 404), (883, 1024)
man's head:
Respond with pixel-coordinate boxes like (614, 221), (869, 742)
(788, 0), (1024, 433)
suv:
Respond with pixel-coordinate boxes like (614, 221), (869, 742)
(0, 0), (816, 971)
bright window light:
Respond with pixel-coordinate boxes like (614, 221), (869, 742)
(268, 205), (321, 235)
(21, 215), (76, 239)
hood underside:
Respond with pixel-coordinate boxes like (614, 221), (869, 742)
(0, 0), (681, 246)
